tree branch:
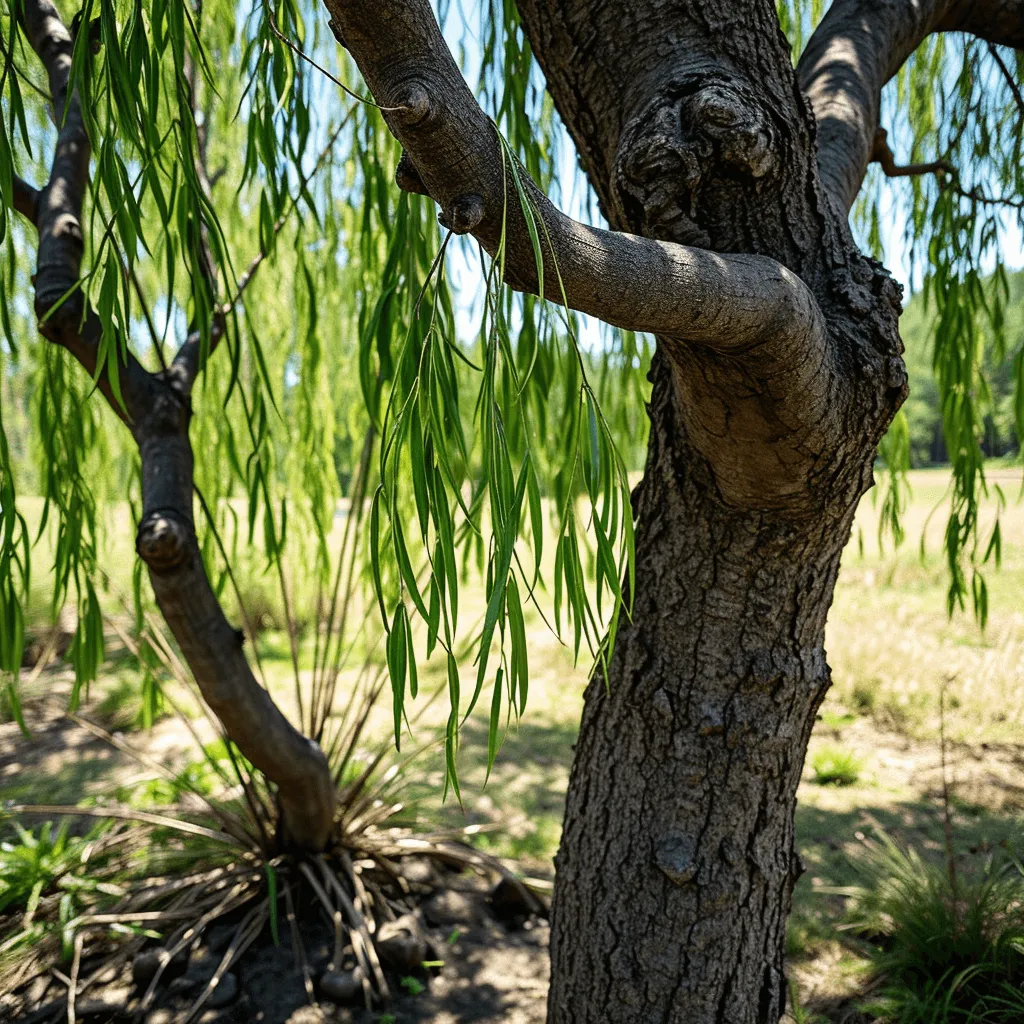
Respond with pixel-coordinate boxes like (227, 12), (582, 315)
(798, 0), (1024, 215)
(12, 0), (335, 851)
(17, 0), (152, 425)
(320, 0), (825, 359)
(871, 127), (950, 179)
(937, 0), (1024, 47)
(12, 175), (40, 223)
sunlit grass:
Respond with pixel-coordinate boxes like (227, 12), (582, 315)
(810, 746), (864, 787)
(4, 466), (1024, 1019)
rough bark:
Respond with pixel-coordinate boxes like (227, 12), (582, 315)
(132, 372), (335, 851)
(547, 359), (861, 1022)
(14, 0), (334, 852)
(512, 2), (907, 1021)
(322, 0), (915, 1019)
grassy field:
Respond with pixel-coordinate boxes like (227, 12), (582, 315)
(3, 466), (1023, 1019)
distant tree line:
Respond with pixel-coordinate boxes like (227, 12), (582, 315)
(902, 270), (1023, 466)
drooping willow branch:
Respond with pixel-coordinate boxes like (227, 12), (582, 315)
(11, 0), (335, 851)
(15, 0), (152, 425)
(798, 0), (1024, 215)
(171, 110), (354, 395)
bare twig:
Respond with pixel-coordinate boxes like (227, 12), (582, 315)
(871, 127), (950, 179)
(987, 42), (1024, 119)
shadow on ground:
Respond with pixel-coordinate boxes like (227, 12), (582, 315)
(5, 671), (1024, 1023)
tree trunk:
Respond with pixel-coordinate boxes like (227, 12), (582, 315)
(310, 0), (914, 1014)
(134, 378), (336, 852)
(512, 1), (907, 1020)
(547, 359), (859, 1022)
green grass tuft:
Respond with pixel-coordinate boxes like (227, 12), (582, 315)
(847, 832), (1024, 1023)
(810, 746), (863, 787)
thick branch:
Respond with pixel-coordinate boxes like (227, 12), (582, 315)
(322, 0), (825, 357)
(12, 175), (40, 223)
(937, 0), (1024, 47)
(799, 0), (1024, 215)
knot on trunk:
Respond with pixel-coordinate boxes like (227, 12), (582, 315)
(613, 78), (776, 244)
(655, 833), (698, 886)
(438, 193), (484, 235)
(829, 253), (908, 432)
(137, 511), (191, 573)
(393, 81), (432, 126)
(395, 151), (429, 196)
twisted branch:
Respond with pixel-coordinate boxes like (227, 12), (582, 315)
(321, 0), (826, 360)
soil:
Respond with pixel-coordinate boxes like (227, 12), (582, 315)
(2, 678), (550, 1024)
(3, 882), (550, 1024)
(5, 658), (1024, 1024)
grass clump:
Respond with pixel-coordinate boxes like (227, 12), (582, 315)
(847, 833), (1024, 1023)
(0, 819), (115, 922)
(810, 746), (863, 786)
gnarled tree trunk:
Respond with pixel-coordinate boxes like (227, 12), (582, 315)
(510, 2), (1011, 1021)
(512, 2), (902, 1020)
(326, 0), (1024, 1018)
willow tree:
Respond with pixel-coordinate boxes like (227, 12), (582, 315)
(2, 0), (1022, 1021)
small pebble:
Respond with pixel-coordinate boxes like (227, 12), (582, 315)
(207, 972), (238, 1008)
(423, 890), (484, 927)
(319, 967), (363, 1004)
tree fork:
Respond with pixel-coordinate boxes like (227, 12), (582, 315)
(512, 1), (908, 1021)
(322, 0), (911, 1018)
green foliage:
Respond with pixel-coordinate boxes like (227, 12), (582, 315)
(809, 745), (863, 787)
(786, 981), (827, 1024)
(0, 0), (648, 787)
(847, 833), (1024, 1023)
(897, 274), (1024, 468)
(0, 818), (113, 917)
(0, 817), (135, 969)
(399, 975), (425, 996)
(0, 0), (1022, 784)
(857, 36), (1024, 623)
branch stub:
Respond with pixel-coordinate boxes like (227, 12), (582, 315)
(438, 194), (484, 234)
(136, 512), (190, 574)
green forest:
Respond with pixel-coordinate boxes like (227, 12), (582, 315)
(900, 270), (1024, 465)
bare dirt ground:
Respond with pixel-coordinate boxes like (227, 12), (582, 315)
(5, 659), (1024, 1024)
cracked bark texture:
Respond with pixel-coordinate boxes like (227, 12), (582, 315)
(513, 1), (907, 1021)
(326, 0), (920, 1018)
